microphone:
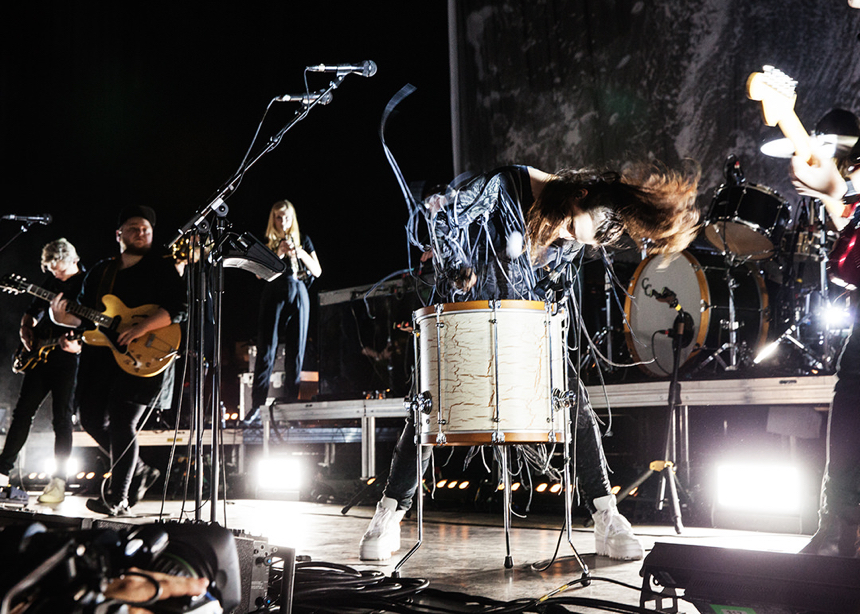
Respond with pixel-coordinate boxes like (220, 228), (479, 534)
(274, 91), (333, 105)
(2, 214), (52, 225)
(724, 153), (745, 185)
(306, 61), (377, 77)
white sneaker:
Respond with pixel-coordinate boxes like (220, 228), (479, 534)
(592, 494), (644, 560)
(38, 478), (66, 504)
(0, 474), (8, 487)
(359, 496), (406, 561)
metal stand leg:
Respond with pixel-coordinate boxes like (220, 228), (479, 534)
(393, 407), (425, 578)
(502, 446), (513, 569)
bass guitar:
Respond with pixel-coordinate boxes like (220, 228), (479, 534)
(0, 273), (181, 377)
(747, 65), (860, 289)
(12, 331), (83, 374)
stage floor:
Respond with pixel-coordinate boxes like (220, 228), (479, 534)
(3, 493), (812, 613)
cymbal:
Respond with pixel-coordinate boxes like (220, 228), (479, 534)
(760, 133), (858, 158)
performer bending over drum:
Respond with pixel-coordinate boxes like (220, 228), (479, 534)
(360, 163), (700, 561)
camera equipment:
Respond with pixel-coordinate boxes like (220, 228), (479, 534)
(0, 521), (241, 614)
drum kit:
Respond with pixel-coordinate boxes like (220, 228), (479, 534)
(625, 173), (845, 378)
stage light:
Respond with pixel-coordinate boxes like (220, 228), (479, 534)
(823, 303), (852, 328)
(716, 462), (802, 514)
(436, 479), (448, 488)
(85, 472), (95, 480)
(549, 483), (562, 494)
(458, 481), (470, 490)
(76, 472), (86, 480)
(511, 482), (521, 491)
(536, 483), (548, 493)
(256, 456), (303, 497)
(753, 339), (780, 364)
(446, 480), (458, 489)
(44, 457), (80, 478)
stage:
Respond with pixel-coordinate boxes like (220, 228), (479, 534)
(0, 494), (814, 613)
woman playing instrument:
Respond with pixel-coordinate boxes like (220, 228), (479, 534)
(360, 162), (701, 562)
(247, 200), (322, 423)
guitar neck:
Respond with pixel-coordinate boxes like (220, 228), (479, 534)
(778, 110), (813, 163)
(23, 285), (112, 328)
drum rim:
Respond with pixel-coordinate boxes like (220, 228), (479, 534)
(414, 299), (548, 319)
(419, 431), (565, 445)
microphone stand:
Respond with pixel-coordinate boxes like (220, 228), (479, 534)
(617, 305), (690, 534)
(171, 72), (349, 523)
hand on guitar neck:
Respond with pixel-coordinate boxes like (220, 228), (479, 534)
(747, 65), (854, 231)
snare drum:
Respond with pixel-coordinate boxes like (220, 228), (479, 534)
(704, 183), (790, 260)
(624, 251), (768, 377)
(414, 300), (566, 445)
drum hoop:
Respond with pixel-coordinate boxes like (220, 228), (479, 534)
(414, 299), (548, 319)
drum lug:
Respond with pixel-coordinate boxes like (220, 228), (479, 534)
(492, 431), (506, 444)
(552, 388), (576, 411)
(548, 431), (557, 443)
(406, 391), (433, 414)
(435, 432), (448, 445)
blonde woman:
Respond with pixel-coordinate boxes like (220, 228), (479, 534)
(247, 200), (321, 422)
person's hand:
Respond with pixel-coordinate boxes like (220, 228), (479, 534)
(59, 333), (82, 354)
(104, 568), (209, 614)
(790, 155), (846, 201)
(452, 266), (477, 292)
(118, 322), (147, 346)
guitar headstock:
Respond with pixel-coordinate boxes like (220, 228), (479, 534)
(747, 65), (797, 127)
(0, 273), (29, 295)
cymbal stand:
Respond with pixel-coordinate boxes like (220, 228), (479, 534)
(753, 200), (832, 370)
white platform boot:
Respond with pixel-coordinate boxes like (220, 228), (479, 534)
(592, 494), (644, 560)
(359, 496), (407, 561)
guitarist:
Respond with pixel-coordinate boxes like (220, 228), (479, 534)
(50, 205), (187, 516)
(790, 111), (860, 557)
(0, 239), (84, 504)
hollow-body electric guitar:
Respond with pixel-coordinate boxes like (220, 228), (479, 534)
(12, 331), (83, 374)
(747, 65), (860, 289)
(0, 273), (181, 377)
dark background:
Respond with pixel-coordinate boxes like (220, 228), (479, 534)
(0, 5), (454, 411)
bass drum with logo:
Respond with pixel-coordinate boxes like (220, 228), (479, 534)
(624, 251), (769, 377)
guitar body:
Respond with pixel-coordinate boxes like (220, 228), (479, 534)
(12, 342), (57, 374)
(83, 295), (181, 377)
(828, 221), (860, 290)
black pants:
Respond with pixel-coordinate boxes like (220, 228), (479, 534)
(0, 350), (78, 476)
(77, 349), (164, 501)
(252, 277), (309, 408)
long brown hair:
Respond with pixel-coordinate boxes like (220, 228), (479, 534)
(527, 163), (701, 260)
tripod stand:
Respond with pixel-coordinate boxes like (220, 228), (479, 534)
(618, 307), (691, 534)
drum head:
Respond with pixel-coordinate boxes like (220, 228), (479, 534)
(624, 252), (708, 376)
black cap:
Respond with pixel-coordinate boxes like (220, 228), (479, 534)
(117, 205), (157, 229)
(815, 108), (860, 137)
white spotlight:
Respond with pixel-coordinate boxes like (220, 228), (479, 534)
(716, 463), (802, 514)
(256, 456), (303, 497)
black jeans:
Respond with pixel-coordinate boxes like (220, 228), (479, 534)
(252, 277), (309, 408)
(77, 349), (164, 501)
(823, 317), (860, 516)
(0, 350), (78, 476)
(382, 383), (612, 513)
